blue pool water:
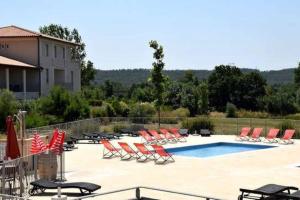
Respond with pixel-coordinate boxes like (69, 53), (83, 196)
(167, 142), (275, 158)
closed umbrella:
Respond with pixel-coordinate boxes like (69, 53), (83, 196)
(48, 128), (59, 149)
(50, 131), (65, 155)
(30, 132), (47, 154)
(5, 116), (20, 160)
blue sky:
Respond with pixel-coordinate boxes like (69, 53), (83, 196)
(1, 0), (300, 70)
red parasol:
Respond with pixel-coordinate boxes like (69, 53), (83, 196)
(50, 131), (65, 155)
(5, 116), (20, 160)
(30, 132), (47, 154)
(48, 128), (59, 149)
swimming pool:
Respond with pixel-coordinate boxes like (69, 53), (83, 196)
(167, 142), (275, 158)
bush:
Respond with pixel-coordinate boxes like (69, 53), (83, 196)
(128, 102), (156, 123)
(25, 113), (49, 129)
(0, 90), (18, 130)
(112, 100), (129, 117)
(173, 108), (190, 118)
(181, 117), (214, 134)
(113, 124), (129, 132)
(91, 107), (108, 117)
(88, 99), (103, 106)
(237, 110), (270, 118)
(64, 93), (90, 121)
(226, 103), (237, 118)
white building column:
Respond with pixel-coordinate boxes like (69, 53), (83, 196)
(23, 69), (26, 99)
(5, 68), (9, 90)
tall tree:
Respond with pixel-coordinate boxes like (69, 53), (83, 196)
(149, 40), (167, 127)
(208, 65), (242, 111)
(39, 24), (95, 85)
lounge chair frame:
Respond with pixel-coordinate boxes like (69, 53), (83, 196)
(101, 140), (122, 158)
(238, 184), (298, 200)
(29, 179), (101, 196)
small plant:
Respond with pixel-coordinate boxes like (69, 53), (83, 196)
(113, 124), (129, 132)
(129, 102), (156, 123)
(226, 103), (237, 118)
(181, 117), (214, 134)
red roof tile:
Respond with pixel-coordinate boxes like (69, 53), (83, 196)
(0, 25), (77, 45)
(0, 55), (37, 68)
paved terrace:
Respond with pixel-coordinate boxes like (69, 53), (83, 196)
(33, 135), (300, 199)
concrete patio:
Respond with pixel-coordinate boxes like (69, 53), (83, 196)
(32, 135), (300, 199)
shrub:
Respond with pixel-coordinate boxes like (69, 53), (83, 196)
(181, 117), (214, 134)
(105, 103), (116, 117)
(91, 107), (108, 118)
(237, 110), (270, 118)
(0, 90), (18, 130)
(173, 108), (190, 118)
(25, 113), (49, 129)
(129, 102), (156, 123)
(113, 124), (129, 132)
(88, 99), (103, 106)
(112, 100), (129, 117)
(226, 103), (237, 118)
(64, 93), (90, 121)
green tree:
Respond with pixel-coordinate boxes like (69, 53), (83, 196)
(208, 65), (242, 111)
(197, 82), (209, 114)
(235, 72), (267, 110)
(81, 60), (96, 86)
(295, 62), (300, 86)
(0, 90), (18, 130)
(180, 70), (199, 85)
(39, 24), (96, 85)
(148, 40), (167, 127)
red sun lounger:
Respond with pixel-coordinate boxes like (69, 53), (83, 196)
(101, 140), (121, 158)
(134, 143), (156, 162)
(248, 128), (263, 142)
(159, 128), (177, 143)
(118, 142), (139, 160)
(280, 129), (295, 144)
(148, 130), (167, 144)
(236, 127), (251, 141)
(151, 144), (175, 164)
(138, 130), (157, 145)
(167, 128), (187, 142)
(263, 128), (280, 143)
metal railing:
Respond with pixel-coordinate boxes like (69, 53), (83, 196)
(71, 186), (226, 200)
(25, 117), (300, 139)
(0, 194), (31, 200)
(0, 150), (65, 197)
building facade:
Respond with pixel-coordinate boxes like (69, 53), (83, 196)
(0, 25), (81, 99)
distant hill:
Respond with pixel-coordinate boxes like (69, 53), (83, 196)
(94, 68), (295, 86)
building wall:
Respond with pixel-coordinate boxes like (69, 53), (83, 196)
(39, 38), (81, 96)
(0, 37), (38, 66)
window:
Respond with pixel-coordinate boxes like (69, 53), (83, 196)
(62, 47), (65, 59)
(45, 44), (49, 57)
(46, 69), (49, 84)
(54, 46), (57, 58)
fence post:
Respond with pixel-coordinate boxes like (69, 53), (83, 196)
(236, 118), (239, 135)
(135, 187), (141, 200)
